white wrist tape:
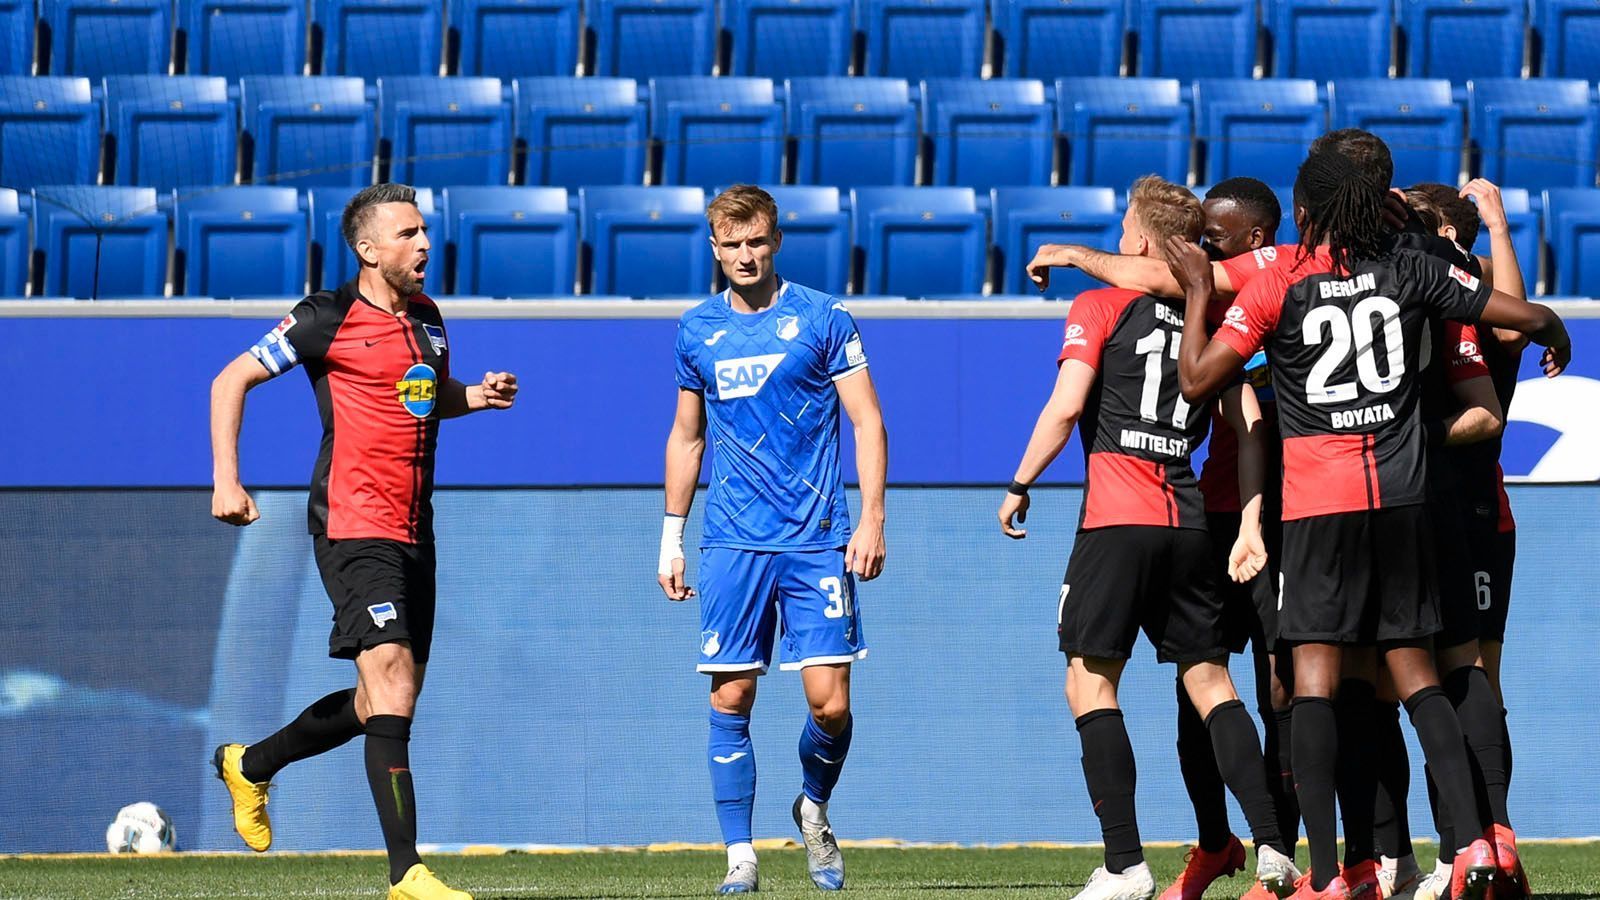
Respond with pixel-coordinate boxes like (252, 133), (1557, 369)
(659, 514), (687, 577)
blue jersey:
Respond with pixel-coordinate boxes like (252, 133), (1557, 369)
(675, 280), (869, 551)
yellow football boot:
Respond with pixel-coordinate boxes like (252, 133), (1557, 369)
(212, 743), (272, 852)
(388, 864), (472, 900)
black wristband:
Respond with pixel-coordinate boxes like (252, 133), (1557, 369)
(1007, 480), (1031, 496)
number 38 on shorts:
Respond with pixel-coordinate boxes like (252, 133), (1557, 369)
(694, 547), (867, 674)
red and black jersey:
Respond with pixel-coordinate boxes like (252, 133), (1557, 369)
(1215, 247), (1492, 521)
(1450, 331), (1522, 531)
(248, 279), (451, 543)
(1060, 288), (1211, 531)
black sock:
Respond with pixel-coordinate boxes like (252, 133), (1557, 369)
(1335, 680), (1379, 868)
(1425, 764), (1455, 864)
(1405, 687), (1480, 854)
(1207, 699), (1285, 854)
(364, 715), (422, 885)
(1372, 701), (1413, 859)
(1077, 708), (1144, 874)
(1443, 666), (1510, 828)
(1177, 682), (1232, 853)
(1292, 697), (1339, 891)
(241, 689), (362, 783)
(1501, 707), (1514, 788)
(1268, 705), (1300, 848)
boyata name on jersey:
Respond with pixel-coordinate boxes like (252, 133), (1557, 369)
(1331, 402), (1396, 429)
(1120, 428), (1190, 456)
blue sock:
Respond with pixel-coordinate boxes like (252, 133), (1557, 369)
(799, 713), (853, 803)
(708, 710), (756, 846)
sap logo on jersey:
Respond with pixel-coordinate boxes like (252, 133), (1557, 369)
(715, 353), (786, 399)
(395, 363), (437, 418)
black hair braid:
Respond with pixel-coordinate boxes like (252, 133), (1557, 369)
(1294, 149), (1387, 275)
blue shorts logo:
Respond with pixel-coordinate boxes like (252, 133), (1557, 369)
(701, 630), (721, 657)
(395, 363), (437, 418)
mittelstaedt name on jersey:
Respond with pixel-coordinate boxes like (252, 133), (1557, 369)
(1331, 403), (1395, 428)
(715, 353), (787, 399)
(1120, 428), (1189, 456)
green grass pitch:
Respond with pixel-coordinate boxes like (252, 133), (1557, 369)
(3, 843), (1598, 899)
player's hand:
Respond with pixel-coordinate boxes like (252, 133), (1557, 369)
(658, 557), (695, 601)
(1163, 235), (1213, 296)
(1460, 179), (1508, 234)
(1542, 340), (1571, 378)
(998, 491), (1030, 539)
(480, 371), (518, 409)
(845, 519), (886, 581)
(1382, 188), (1415, 233)
(1228, 528), (1267, 583)
(212, 482), (260, 526)
(1025, 244), (1075, 292)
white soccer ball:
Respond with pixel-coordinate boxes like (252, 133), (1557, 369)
(105, 802), (177, 854)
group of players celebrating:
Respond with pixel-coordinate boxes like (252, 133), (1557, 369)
(1001, 129), (1566, 900)
(207, 127), (1568, 900)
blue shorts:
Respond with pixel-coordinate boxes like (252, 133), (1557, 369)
(696, 547), (867, 674)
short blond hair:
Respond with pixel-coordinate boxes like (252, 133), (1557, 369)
(707, 184), (779, 234)
(1128, 175), (1204, 244)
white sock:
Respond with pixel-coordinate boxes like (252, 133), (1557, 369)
(727, 842), (757, 869)
(1434, 858), (1452, 879)
(799, 795), (828, 826)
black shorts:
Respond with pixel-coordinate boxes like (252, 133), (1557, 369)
(1431, 494), (1483, 650)
(1059, 526), (1227, 664)
(313, 535), (437, 664)
(1466, 519), (1516, 645)
(1207, 511), (1282, 654)
(1279, 505), (1438, 645)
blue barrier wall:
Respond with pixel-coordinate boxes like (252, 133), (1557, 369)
(2, 486), (1596, 852)
(5, 312), (1600, 486)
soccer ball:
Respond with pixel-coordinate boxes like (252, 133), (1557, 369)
(105, 802), (177, 854)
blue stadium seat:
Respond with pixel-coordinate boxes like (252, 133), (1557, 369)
(861, 0), (985, 79)
(1328, 78), (1461, 186)
(1537, 0), (1600, 80)
(722, 0), (851, 78)
(1470, 78), (1597, 190)
(378, 77), (512, 187)
(729, 184), (849, 295)
(1134, 0), (1256, 80)
(649, 77), (783, 187)
(181, 0), (305, 79)
(1268, 0), (1392, 79)
(441, 186), (575, 296)
(0, 187), (26, 296)
(1542, 188), (1600, 296)
(0, 77), (99, 188)
(993, 0), (1124, 79)
(786, 77), (917, 188)
(991, 186), (1120, 297)
(103, 76), (237, 192)
(309, 185), (442, 291)
(174, 186), (306, 297)
(240, 76), (374, 188)
(1399, 0), (1525, 82)
(579, 185), (710, 295)
(587, 0), (715, 77)
(1465, 186), (1537, 293)
(1056, 77), (1190, 188)
(0, 0), (33, 75)
(450, 0), (578, 78)
(314, 0), (442, 77)
(31, 185), (166, 298)
(1194, 79), (1324, 185)
(516, 77), (645, 187)
(851, 186), (986, 296)
(42, 0), (170, 79)
(922, 79), (1053, 190)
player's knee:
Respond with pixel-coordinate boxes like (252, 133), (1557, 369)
(808, 694), (850, 732)
(710, 680), (757, 716)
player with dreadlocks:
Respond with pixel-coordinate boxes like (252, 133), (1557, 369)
(1161, 142), (1570, 900)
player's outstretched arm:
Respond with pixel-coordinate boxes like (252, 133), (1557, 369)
(1164, 236), (1249, 401)
(1460, 179), (1533, 352)
(437, 371), (518, 418)
(210, 353), (274, 526)
(1220, 384), (1267, 583)
(659, 388), (707, 601)
(1030, 243), (1239, 300)
(999, 360), (1095, 539)
(1476, 291), (1571, 377)
(837, 370), (888, 581)
(1443, 375), (1505, 446)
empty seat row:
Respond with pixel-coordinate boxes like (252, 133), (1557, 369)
(6, 75), (1600, 199)
(6, 182), (1597, 301)
(10, 0), (1600, 83)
